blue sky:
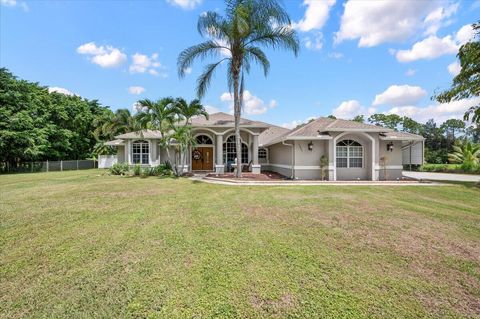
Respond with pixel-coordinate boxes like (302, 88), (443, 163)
(1, 0), (479, 128)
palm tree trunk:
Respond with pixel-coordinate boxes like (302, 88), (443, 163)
(233, 69), (242, 178)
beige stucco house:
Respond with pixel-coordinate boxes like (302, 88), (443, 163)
(103, 112), (425, 181)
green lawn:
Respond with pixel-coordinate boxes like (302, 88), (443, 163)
(1, 170), (479, 318)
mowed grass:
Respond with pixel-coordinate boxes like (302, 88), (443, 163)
(1, 171), (479, 318)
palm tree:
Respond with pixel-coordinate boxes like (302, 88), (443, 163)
(93, 108), (140, 141)
(136, 97), (176, 164)
(178, 0), (299, 177)
(448, 140), (480, 172)
(174, 98), (209, 125)
(171, 125), (196, 176)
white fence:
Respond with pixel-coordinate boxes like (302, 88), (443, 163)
(1, 160), (97, 174)
(98, 155), (118, 168)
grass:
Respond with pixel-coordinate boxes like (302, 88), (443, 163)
(1, 170), (479, 318)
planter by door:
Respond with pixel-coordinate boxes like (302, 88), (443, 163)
(191, 147), (213, 171)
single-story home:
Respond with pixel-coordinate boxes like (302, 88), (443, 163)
(102, 112), (425, 181)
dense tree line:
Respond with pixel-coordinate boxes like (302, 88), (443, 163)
(0, 68), (113, 164)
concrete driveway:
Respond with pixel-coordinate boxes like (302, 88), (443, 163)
(403, 171), (480, 182)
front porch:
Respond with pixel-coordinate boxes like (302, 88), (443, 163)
(188, 128), (262, 174)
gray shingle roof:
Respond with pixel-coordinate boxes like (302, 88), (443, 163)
(105, 139), (125, 146)
(258, 125), (291, 146)
(380, 131), (425, 140)
(190, 112), (269, 128)
(115, 129), (163, 139)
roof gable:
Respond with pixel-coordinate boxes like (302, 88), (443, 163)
(189, 112), (269, 128)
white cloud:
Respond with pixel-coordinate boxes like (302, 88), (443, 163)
(220, 90), (276, 115)
(395, 24), (475, 63)
(166, 0), (201, 10)
(183, 67), (192, 74)
(423, 3), (458, 35)
(335, 0), (449, 47)
(204, 105), (220, 114)
(77, 42), (127, 68)
(303, 32), (323, 51)
(281, 116), (317, 129)
(456, 24), (475, 45)
(328, 52), (343, 59)
(373, 85), (427, 106)
(294, 0), (336, 32)
(386, 97), (480, 123)
(48, 87), (75, 96)
(332, 100), (375, 119)
(395, 35), (458, 63)
(1, 0), (28, 11)
(128, 86), (145, 95)
(129, 52), (167, 77)
(447, 61), (461, 76)
(405, 68), (416, 76)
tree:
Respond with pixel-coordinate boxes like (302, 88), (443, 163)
(440, 118), (465, 140)
(401, 117), (423, 134)
(448, 140), (480, 172)
(352, 115), (364, 123)
(368, 114), (403, 130)
(173, 98), (209, 125)
(136, 98), (176, 164)
(0, 68), (112, 164)
(94, 108), (139, 141)
(435, 21), (480, 124)
(178, 0), (299, 177)
(171, 126), (196, 176)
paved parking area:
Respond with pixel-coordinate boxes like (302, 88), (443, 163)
(403, 171), (480, 182)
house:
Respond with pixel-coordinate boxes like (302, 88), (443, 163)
(102, 112), (425, 180)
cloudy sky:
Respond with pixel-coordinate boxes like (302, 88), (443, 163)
(1, 0), (478, 128)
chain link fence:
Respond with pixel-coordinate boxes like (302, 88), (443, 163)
(0, 160), (97, 174)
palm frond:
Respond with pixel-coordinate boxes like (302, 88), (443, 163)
(247, 26), (299, 56)
(196, 59), (228, 98)
(244, 46), (270, 76)
(178, 41), (231, 78)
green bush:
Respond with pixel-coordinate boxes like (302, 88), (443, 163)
(133, 164), (141, 176)
(419, 163), (480, 174)
(109, 162), (129, 175)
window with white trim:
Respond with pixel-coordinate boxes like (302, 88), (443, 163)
(336, 140), (363, 168)
(223, 135), (248, 164)
(132, 140), (149, 164)
(258, 148), (267, 160)
(196, 135), (212, 145)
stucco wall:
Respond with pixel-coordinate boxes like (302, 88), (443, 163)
(117, 146), (125, 163)
(266, 142), (293, 177)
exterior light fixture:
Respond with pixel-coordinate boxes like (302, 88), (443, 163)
(387, 142), (394, 152)
(308, 141), (313, 151)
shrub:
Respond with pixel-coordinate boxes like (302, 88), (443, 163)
(140, 167), (150, 178)
(133, 164), (141, 176)
(163, 160), (173, 171)
(109, 162), (129, 175)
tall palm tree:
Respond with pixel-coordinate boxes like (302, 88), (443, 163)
(136, 97), (176, 163)
(448, 140), (480, 171)
(178, 0), (299, 177)
(174, 98), (209, 125)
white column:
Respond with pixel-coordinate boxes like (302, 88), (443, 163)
(251, 134), (260, 174)
(328, 139), (335, 181)
(215, 134), (224, 174)
(126, 140), (132, 165)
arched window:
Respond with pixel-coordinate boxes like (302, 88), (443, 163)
(196, 135), (213, 145)
(258, 148), (267, 160)
(132, 140), (149, 164)
(223, 135), (248, 164)
(336, 139), (363, 168)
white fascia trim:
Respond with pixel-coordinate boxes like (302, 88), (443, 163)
(268, 163), (291, 169)
(374, 165), (403, 170)
(288, 136), (332, 140)
(327, 128), (391, 132)
(379, 136), (425, 141)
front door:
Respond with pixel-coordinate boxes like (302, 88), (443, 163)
(191, 147), (213, 171)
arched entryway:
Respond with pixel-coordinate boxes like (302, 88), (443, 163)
(223, 135), (249, 172)
(191, 134), (214, 171)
